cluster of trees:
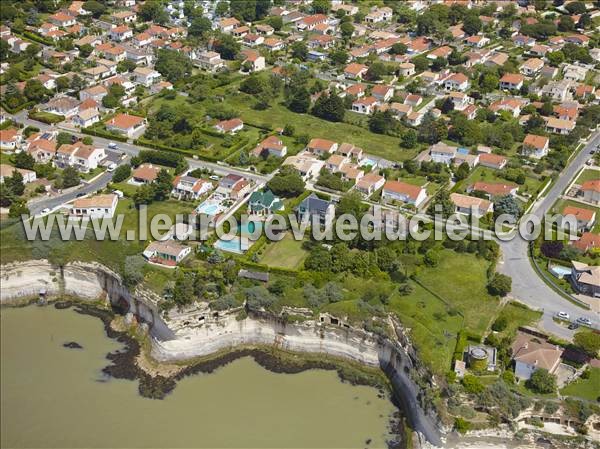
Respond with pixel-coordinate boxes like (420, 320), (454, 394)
(316, 169), (353, 192)
(131, 168), (174, 207)
(144, 103), (206, 151)
(133, 149), (187, 174)
(239, 72), (283, 110)
(266, 166), (305, 198)
(155, 49), (193, 83)
(0, 167), (28, 217)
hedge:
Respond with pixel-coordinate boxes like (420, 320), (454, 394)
(28, 111), (65, 124)
(21, 31), (53, 46)
(135, 137), (223, 163)
(82, 127), (128, 142)
(138, 149), (186, 169)
(0, 100), (35, 114)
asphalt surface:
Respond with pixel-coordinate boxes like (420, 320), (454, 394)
(498, 131), (600, 340)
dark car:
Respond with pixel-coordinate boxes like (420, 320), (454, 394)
(568, 323), (579, 330)
(75, 192), (86, 198)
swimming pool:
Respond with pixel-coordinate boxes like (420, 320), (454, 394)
(457, 148), (470, 155)
(214, 237), (247, 254)
(361, 158), (377, 167)
(196, 201), (222, 216)
(239, 221), (263, 236)
(550, 265), (572, 279)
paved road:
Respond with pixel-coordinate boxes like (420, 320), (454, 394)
(12, 113), (270, 214)
(498, 131), (600, 340)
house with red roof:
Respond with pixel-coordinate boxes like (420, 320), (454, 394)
(581, 180), (600, 205)
(560, 206), (596, 231)
(214, 118), (244, 134)
(523, 134), (549, 159)
(381, 180), (427, 208)
(105, 113), (147, 138)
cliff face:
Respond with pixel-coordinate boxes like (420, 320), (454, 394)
(0, 260), (442, 446)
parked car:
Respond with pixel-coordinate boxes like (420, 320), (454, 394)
(40, 208), (51, 215)
(568, 323), (579, 330)
(76, 192), (85, 198)
(107, 163), (117, 172)
(557, 311), (570, 320)
(576, 317), (593, 327)
(209, 175), (220, 181)
(108, 142), (118, 149)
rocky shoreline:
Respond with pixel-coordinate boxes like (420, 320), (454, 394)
(52, 300), (407, 448)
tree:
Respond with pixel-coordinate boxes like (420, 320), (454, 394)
(112, 164), (131, 183)
(153, 169), (174, 201)
(189, 16), (212, 38)
(290, 41), (308, 61)
(412, 55), (430, 72)
(494, 195), (521, 220)
(340, 21), (354, 39)
(214, 34), (240, 60)
(82, 0), (106, 18)
(462, 374), (485, 394)
(139, 1), (169, 24)
(558, 15), (575, 32)
(565, 1), (586, 14)
(336, 191), (365, 218)
(401, 129), (417, 149)
(463, 14), (482, 35)
(527, 369), (557, 394)
(390, 43), (408, 55)
(573, 330), (600, 357)
(56, 76), (70, 91)
(57, 132), (75, 147)
(172, 272), (195, 307)
(329, 49), (348, 65)
(122, 255), (145, 287)
(267, 167), (305, 197)
(24, 43), (41, 59)
(366, 62), (388, 81)
(155, 49), (193, 83)
(455, 161), (470, 181)
(287, 87), (310, 113)
(24, 80), (48, 102)
(133, 183), (154, 207)
(427, 190), (454, 218)
(70, 74), (86, 93)
(0, 39), (9, 61)
(487, 274), (512, 297)
(480, 73), (499, 93)
(14, 152), (35, 170)
(8, 199), (29, 218)
(311, 0), (330, 14)
(5, 170), (25, 196)
(311, 93), (345, 122)
(267, 16), (283, 31)
(547, 51), (565, 67)
(61, 166), (80, 189)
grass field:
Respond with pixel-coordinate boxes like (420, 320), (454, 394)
(575, 168), (600, 185)
(388, 282), (464, 374)
(493, 302), (542, 338)
(259, 232), (308, 269)
(560, 368), (600, 401)
(455, 166), (543, 197)
(415, 250), (499, 335)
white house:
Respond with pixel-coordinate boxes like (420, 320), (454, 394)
(71, 194), (118, 219)
(381, 180), (427, 208)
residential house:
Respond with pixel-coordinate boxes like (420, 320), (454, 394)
(0, 128), (21, 151)
(295, 193), (335, 228)
(479, 153), (508, 170)
(105, 113), (147, 138)
(247, 190), (283, 216)
(133, 66), (161, 86)
(26, 138), (56, 163)
(381, 180), (427, 208)
(352, 96), (378, 114)
(79, 85), (108, 103)
(429, 142), (457, 164)
(561, 206), (596, 231)
(450, 193), (493, 216)
(523, 134), (549, 158)
(465, 35), (489, 48)
(307, 138), (338, 156)
(48, 12), (77, 27)
(344, 63), (368, 80)
(365, 6), (393, 23)
(572, 232), (600, 253)
(214, 118), (244, 134)
(581, 180), (600, 205)
(241, 49), (265, 72)
(570, 261), (600, 297)
(520, 58), (544, 77)
(499, 73), (524, 91)
(297, 14), (328, 31)
(171, 175), (213, 200)
(398, 62), (415, 77)
(131, 163), (160, 184)
(545, 117), (575, 135)
(282, 152), (324, 180)
(44, 96), (80, 118)
(468, 181), (518, 198)
(251, 135), (287, 158)
(109, 25), (133, 42)
(72, 108), (100, 128)
(195, 51), (225, 72)
(511, 332), (563, 381)
(541, 80), (572, 102)
(355, 172), (385, 197)
(143, 240), (191, 267)
(0, 164), (36, 183)
(444, 73), (469, 92)
(71, 194), (118, 219)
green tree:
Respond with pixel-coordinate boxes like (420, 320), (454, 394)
(366, 62), (388, 81)
(122, 255), (145, 288)
(155, 49), (193, 83)
(112, 164), (131, 183)
(266, 167), (305, 197)
(290, 41), (308, 61)
(329, 49), (348, 65)
(487, 274), (512, 297)
(189, 16), (212, 38)
(133, 183), (154, 207)
(267, 16), (283, 31)
(427, 190), (454, 218)
(463, 14), (482, 35)
(573, 330), (600, 357)
(61, 166), (80, 189)
(527, 369), (557, 394)
(455, 161), (470, 181)
(82, 0), (106, 17)
(24, 80), (48, 102)
(311, 93), (345, 122)
(311, 0), (330, 14)
(139, 1), (169, 24)
(5, 170), (25, 196)
(14, 152), (35, 170)
(558, 15), (574, 32)
(340, 21), (354, 39)
(401, 129), (417, 149)
(153, 169), (174, 201)
(494, 195), (521, 220)
(214, 34), (240, 60)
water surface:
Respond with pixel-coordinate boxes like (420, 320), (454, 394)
(1, 305), (395, 448)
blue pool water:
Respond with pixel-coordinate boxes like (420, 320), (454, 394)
(197, 203), (220, 216)
(550, 265), (572, 279)
(361, 158), (377, 167)
(239, 221), (263, 235)
(457, 148), (470, 155)
(214, 237), (245, 254)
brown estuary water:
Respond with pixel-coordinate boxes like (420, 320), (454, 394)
(1, 305), (395, 448)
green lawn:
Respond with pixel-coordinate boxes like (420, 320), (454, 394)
(415, 250), (500, 335)
(388, 282), (464, 374)
(560, 368), (600, 401)
(575, 168), (600, 185)
(205, 91), (415, 162)
(493, 301), (542, 338)
(455, 166), (543, 197)
(259, 232), (308, 270)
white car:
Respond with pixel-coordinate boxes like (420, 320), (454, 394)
(557, 311), (569, 320)
(107, 163), (117, 172)
(40, 208), (51, 215)
(108, 142), (118, 149)
(576, 317), (593, 327)
(209, 175), (220, 181)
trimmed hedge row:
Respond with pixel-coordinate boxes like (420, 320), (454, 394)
(0, 100), (35, 114)
(82, 126), (129, 142)
(28, 111), (65, 124)
(21, 31), (53, 46)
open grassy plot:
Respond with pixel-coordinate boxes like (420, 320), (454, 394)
(575, 168), (600, 185)
(455, 166), (543, 197)
(560, 368), (600, 401)
(115, 198), (197, 237)
(207, 91), (415, 162)
(259, 232), (308, 270)
(415, 250), (499, 336)
(388, 282), (464, 374)
(493, 301), (542, 338)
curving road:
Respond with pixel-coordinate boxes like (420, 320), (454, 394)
(498, 131), (600, 340)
